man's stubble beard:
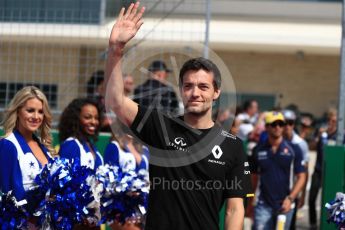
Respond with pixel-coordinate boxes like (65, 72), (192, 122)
(185, 104), (212, 119)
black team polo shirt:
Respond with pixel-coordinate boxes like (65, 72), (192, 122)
(130, 106), (253, 230)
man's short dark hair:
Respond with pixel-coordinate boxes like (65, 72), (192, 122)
(243, 99), (257, 112)
(179, 57), (221, 90)
(87, 70), (104, 97)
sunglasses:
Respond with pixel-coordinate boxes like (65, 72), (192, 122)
(269, 121), (285, 127)
(285, 120), (295, 126)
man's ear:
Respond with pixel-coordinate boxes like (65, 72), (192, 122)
(213, 89), (221, 101)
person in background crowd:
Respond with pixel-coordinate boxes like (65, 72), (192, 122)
(308, 108), (338, 229)
(237, 100), (259, 124)
(87, 70), (112, 132)
(248, 111), (267, 143)
(105, 121), (149, 230)
(58, 98), (104, 171)
(133, 60), (179, 115)
(123, 74), (135, 97)
(0, 86), (56, 228)
(298, 115), (314, 146)
(282, 110), (309, 230)
(251, 111), (306, 230)
(87, 70), (105, 100)
(104, 121), (149, 172)
(237, 100), (259, 141)
(216, 107), (232, 131)
(230, 117), (241, 136)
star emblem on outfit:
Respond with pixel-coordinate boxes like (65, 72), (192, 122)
(29, 161), (35, 168)
(88, 159), (92, 166)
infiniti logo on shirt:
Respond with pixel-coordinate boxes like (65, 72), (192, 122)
(168, 137), (190, 152)
(174, 137), (187, 147)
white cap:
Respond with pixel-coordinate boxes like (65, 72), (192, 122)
(282, 110), (296, 121)
(238, 123), (254, 140)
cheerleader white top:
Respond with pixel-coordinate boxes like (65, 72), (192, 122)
(104, 140), (149, 171)
(58, 137), (103, 170)
(0, 130), (51, 201)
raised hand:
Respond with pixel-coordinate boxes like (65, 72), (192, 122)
(109, 2), (145, 47)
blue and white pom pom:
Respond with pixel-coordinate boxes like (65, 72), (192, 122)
(0, 191), (28, 229)
(34, 158), (98, 230)
(93, 164), (149, 225)
(325, 192), (345, 229)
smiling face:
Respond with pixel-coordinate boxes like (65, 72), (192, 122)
(79, 104), (99, 136)
(17, 98), (44, 134)
(180, 69), (220, 116)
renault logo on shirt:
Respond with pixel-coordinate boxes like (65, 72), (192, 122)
(212, 145), (223, 159)
(208, 145), (225, 165)
(174, 137), (187, 147)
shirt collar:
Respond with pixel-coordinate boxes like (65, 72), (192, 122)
(264, 138), (290, 152)
(80, 138), (97, 154)
(14, 129), (33, 154)
(14, 130), (50, 157)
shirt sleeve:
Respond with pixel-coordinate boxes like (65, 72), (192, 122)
(58, 140), (81, 165)
(299, 140), (309, 163)
(224, 139), (253, 198)
(104, 143), (120, 166)
(249, 145), (259, 174)
(136, 146), (149, 171)
(292, 144), (306, 174)
(94, 149), (104, 169)
(136, 158), (147, 171)
(142, 146), (150, 159)
(130, 105), (161, 146)
(133, 87), (140, 104)
(0, 139), (26, 201)
(169, 89), (179, 112)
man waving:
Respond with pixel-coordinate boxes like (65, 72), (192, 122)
(105, 3), (253, 230)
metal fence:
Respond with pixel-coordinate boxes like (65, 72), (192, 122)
(0, 0), (341, 126)
(0, 0), (207, 125)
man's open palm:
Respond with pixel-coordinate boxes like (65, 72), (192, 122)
(109, 2), (145, 46)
